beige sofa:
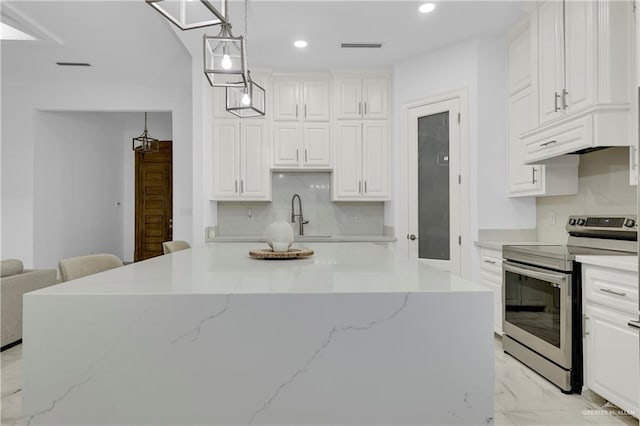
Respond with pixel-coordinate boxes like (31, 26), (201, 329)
(1, 259), (57, 349)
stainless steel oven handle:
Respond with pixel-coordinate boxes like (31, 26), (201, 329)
(502, 261), (567, 284)
(628, 319), (640, 330)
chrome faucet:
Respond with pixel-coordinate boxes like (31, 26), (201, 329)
(290, 194), (309, 236)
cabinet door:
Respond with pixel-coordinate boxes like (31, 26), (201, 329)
(335, 78), (363, 120)
(585, 305), (640, 416)
(537, 1), (564, 124)
(240, 121), (270, 199)
(508, 88), (544, 196)
(212, 120), (239, 199)
(273, 79), (300, 121)
(362, 78), (388, 119)
(303, 80), (330, 121)
(333, 121), (363, 198)
(303, 123), (331, 168)
(362, 121), (389, 199)
(273, 123), (302, 167)
(564, 0), (595, 115)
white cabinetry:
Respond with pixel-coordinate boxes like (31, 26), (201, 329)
(522, 0), (632, 163)
(273, 78), (330, 122)
(583, 264), (639, 417)
(332, 121), (389, 200)
(335, 77), (389, 120)
(478, 247), (503, 335)
(506, 19), (578, 197)
(272, 122), (331, 169)
(211, 119), (270, 201)
(272, 77), (331, 170)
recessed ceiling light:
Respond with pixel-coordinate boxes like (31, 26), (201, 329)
(294, 40), (308, 48)
(419, 3), (436, 14)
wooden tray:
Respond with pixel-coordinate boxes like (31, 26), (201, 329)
(249, 247), (314, 260)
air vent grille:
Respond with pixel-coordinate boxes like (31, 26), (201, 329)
(340, 43), (383, 49)
(56, 62), (91, 67)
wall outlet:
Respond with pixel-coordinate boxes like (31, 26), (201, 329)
(548, 211), (556, 225)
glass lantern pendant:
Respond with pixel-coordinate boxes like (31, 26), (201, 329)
(146, 0), (227, 30)
(226, 73), (265, 117)
(132, 112), (160, 153)
(203, 22), (247, 88)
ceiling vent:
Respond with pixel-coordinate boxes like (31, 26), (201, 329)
(56, 62), (91, 67)
(340, 43), (383, 49)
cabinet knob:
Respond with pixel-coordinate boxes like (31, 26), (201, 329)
(407, 234), (417, 241)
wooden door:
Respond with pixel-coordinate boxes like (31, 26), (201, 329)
(135, 141), (172, 261)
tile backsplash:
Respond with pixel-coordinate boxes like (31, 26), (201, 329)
(217, 173), (385, 236)
(536, 147), (637, 243)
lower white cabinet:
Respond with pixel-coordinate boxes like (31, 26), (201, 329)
(479, 247), (503, 335)
(332, 121), (389, 201)
(583, 264), (639, 417)
(211, 119), (271, 201)
(272, 122), (331, 169)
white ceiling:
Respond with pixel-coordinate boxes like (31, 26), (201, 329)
(1, 0), (526, 84)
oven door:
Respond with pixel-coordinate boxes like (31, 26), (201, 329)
(503, 260), (572, 369)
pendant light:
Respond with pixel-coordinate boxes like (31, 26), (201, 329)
(203, 0), (247, 88)
(146, 0), (227, 31)
(224, 0), (265, 117)
(132, 112), (160, 153)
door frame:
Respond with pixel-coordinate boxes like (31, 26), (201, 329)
(399, 88), (470, 277)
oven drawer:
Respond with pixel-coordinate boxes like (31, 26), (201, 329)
(584, 265), (638, 315)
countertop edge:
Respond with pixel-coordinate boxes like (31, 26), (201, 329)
(575, 255), (639, 272)
(209, 236), (398, 243)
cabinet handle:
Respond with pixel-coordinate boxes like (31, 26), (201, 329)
(240, 180), (244, 194)
(364, 180), (367, 193)
(305, 104), (307, 118)
(359, 181), (362, 194)
(554, 92), (560, 112)
(296, 104), (299, 118)
(540, 140), (557, 147)
(305, 149), (308, 163)
(235, 180), (238, 193)
(358, 102), (362, 116)
(562, 89), (568, 110)
(484, 260), (497, 265)
(532, 167), (537, 184)
(629, 319), (640, 330)
(364, 102), (368, 115)
(599, 288), (627, 297)
(583, 314), (589, 337)
(296, 149), (299, 163)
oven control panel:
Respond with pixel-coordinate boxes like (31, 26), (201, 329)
(566, 215), (638, 234)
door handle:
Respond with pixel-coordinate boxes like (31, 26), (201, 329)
(407, 234), (417, 241)
(484, 260), (498, 265)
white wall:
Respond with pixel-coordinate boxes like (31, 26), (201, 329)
(1, 81), (191, 268)
(392, 37), (536, 279)
(33, 112), (125, 269)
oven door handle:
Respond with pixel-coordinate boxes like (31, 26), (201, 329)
(502, 261), (567, 284)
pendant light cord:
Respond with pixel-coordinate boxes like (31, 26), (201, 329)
(244, 0), (248, 50)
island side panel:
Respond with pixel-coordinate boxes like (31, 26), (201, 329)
(22, 292), (493, 425)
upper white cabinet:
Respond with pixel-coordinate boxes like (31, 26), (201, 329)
(335, 76), (389, 120)
(211, 119), (271, 201)
(273, 78), (330, 122)
(523, 0), (632, 163)
(332, 121), (389, 201)
(272, 122), (331, 169)
(506, 19), (578, 197)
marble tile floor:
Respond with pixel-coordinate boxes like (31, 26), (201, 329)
(1, 338), (638, 426)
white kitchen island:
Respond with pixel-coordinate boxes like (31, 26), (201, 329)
(22, 243), (494, 425)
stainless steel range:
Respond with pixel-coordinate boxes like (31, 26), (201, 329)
(502, 215), (637, 393)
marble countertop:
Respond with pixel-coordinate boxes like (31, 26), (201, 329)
(30, 243), (487, 296)
(474, 240), (557, 250)
(211, 235), (397, 243)
(575, 255), (638, 272)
